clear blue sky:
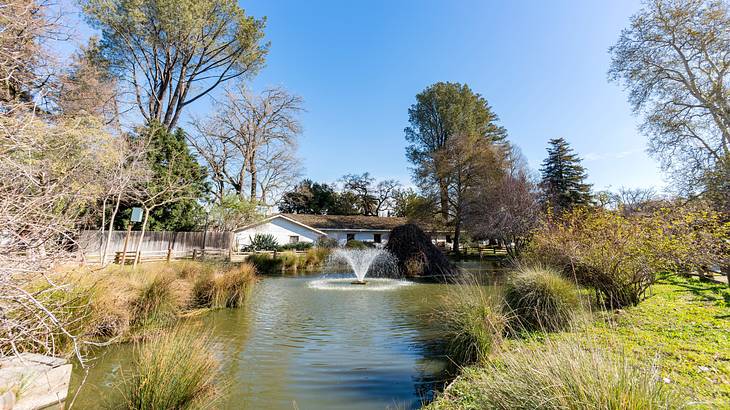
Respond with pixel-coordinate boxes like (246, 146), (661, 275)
(65, 0), (666, 192)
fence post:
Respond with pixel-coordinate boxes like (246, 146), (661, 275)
(166, 247), (172, 263)
(120, 223), (132, 265)
(227, 248), (232, 262)
(192, 249), (197, 260)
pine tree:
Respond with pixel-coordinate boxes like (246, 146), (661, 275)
(540, 138), (592, 214)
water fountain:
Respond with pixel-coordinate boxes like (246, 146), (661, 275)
(307, 248), (409, 291)
(330, 248), (397, 284)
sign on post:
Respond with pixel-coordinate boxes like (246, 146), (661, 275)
(131, 207), (143, 223)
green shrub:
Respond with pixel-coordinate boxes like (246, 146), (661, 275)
(345, 239), (370, 249)
(445, 340), (682, 409)
(119, 328), (224, 409)
(316, 237), (339, 248)
(245, 233), (279, 251)
(246, 253), (283, 274)
(279, 242), (313, 251)
(435, 278), (506, 365)
(503, 265), (581, 332)
(526, 209), (653, 308)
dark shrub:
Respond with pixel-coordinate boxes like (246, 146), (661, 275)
(385, 224), (459, 282)
(503, 266), (581, 332)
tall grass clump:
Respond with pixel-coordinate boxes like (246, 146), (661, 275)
(452, 340), (682, 409)
(192, 263), (256, 309)
(503, 265), (581, 332)
(128, 271), (183, 330)
(118, 328), (225, 410)
(436, 276), (506, 365)
(279, 250), (300, 271)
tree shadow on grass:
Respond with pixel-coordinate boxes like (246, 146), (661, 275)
(657, 273), (730, 311)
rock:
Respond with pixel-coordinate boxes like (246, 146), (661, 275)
(0, 353), (71, 410)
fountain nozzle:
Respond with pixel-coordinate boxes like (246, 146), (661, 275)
(350, 280), (367, 285)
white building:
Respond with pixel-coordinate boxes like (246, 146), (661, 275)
(234, 213), (449, 249)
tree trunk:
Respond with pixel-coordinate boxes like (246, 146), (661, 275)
(249, 156), (257, 201)
(453, 217), (461, 257)
(438, 178), (449, 222)
(101, 192), (122, 267)
(132, 208), (150, 269)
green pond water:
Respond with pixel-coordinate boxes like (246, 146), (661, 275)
(69, 261), (502, 409)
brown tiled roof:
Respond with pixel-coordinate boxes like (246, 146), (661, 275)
(282, 213), (408, 230)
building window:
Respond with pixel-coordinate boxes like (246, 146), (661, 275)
(346, 233), (355, 241)
(289, 235), (299, 244)
(373, 233), (382, 243)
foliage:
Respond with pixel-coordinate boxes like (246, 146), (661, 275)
(245, 253), (283, 274)
(208, 194), (262, 232)
(609, 0), (730, 195)
(640, 202), (729, 277)
(315, 236), (339, 248)
(128, 271), (183, 330)
(339, 173), (401, 216)
(526, 204), (729, 308)
(392, 188), (435, 221)
(245, 233), (279, 251)
(429, 339), (682, 410)
(279, 241), (313, 251)
(503, 265), (581, 332)
(539, 137), (592, 213)
(464, 148), (540, 257)
(434, 280), (506, 366)
(118, 328), (223, 409)
(526, 208), (654, 308)
(81, 0), (268, 131)
(137, 123), (208, 231)
(345, 239), (370, 249)
(405, 82), (508, 253)
(278, 179), (342, 214)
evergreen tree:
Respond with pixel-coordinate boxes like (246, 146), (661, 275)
(116, 124), (208, 230)
(539, 138), (592, 214)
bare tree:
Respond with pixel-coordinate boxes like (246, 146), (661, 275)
(611, 187), (659, 215)
(80, 0), (268, 131)
(0, 113), (117, 362)
(190, 84), (303, 204)
(609, 0), (730, 194)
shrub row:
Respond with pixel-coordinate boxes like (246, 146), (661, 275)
(247, 247), (331, 274)
(524, 204), (728, 308)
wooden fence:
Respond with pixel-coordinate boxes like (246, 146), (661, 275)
(105, 248), (308, 265)
(79, 230), (235, 264)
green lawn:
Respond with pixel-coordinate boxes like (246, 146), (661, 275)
(429, 275), (730, 409)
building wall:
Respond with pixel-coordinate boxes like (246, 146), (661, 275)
(235, 217), (323, 249)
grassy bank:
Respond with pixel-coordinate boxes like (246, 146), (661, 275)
(428, 274), (730, 409)
(44, 261), (256, 354)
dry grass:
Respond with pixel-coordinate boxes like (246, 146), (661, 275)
(435, 277), (507, 366)
(40, 261), (256, 352)
(117, 327), (225, 410)
(431, 339), (683, 410)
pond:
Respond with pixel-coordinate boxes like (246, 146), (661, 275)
(69, 261), (503, 409)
